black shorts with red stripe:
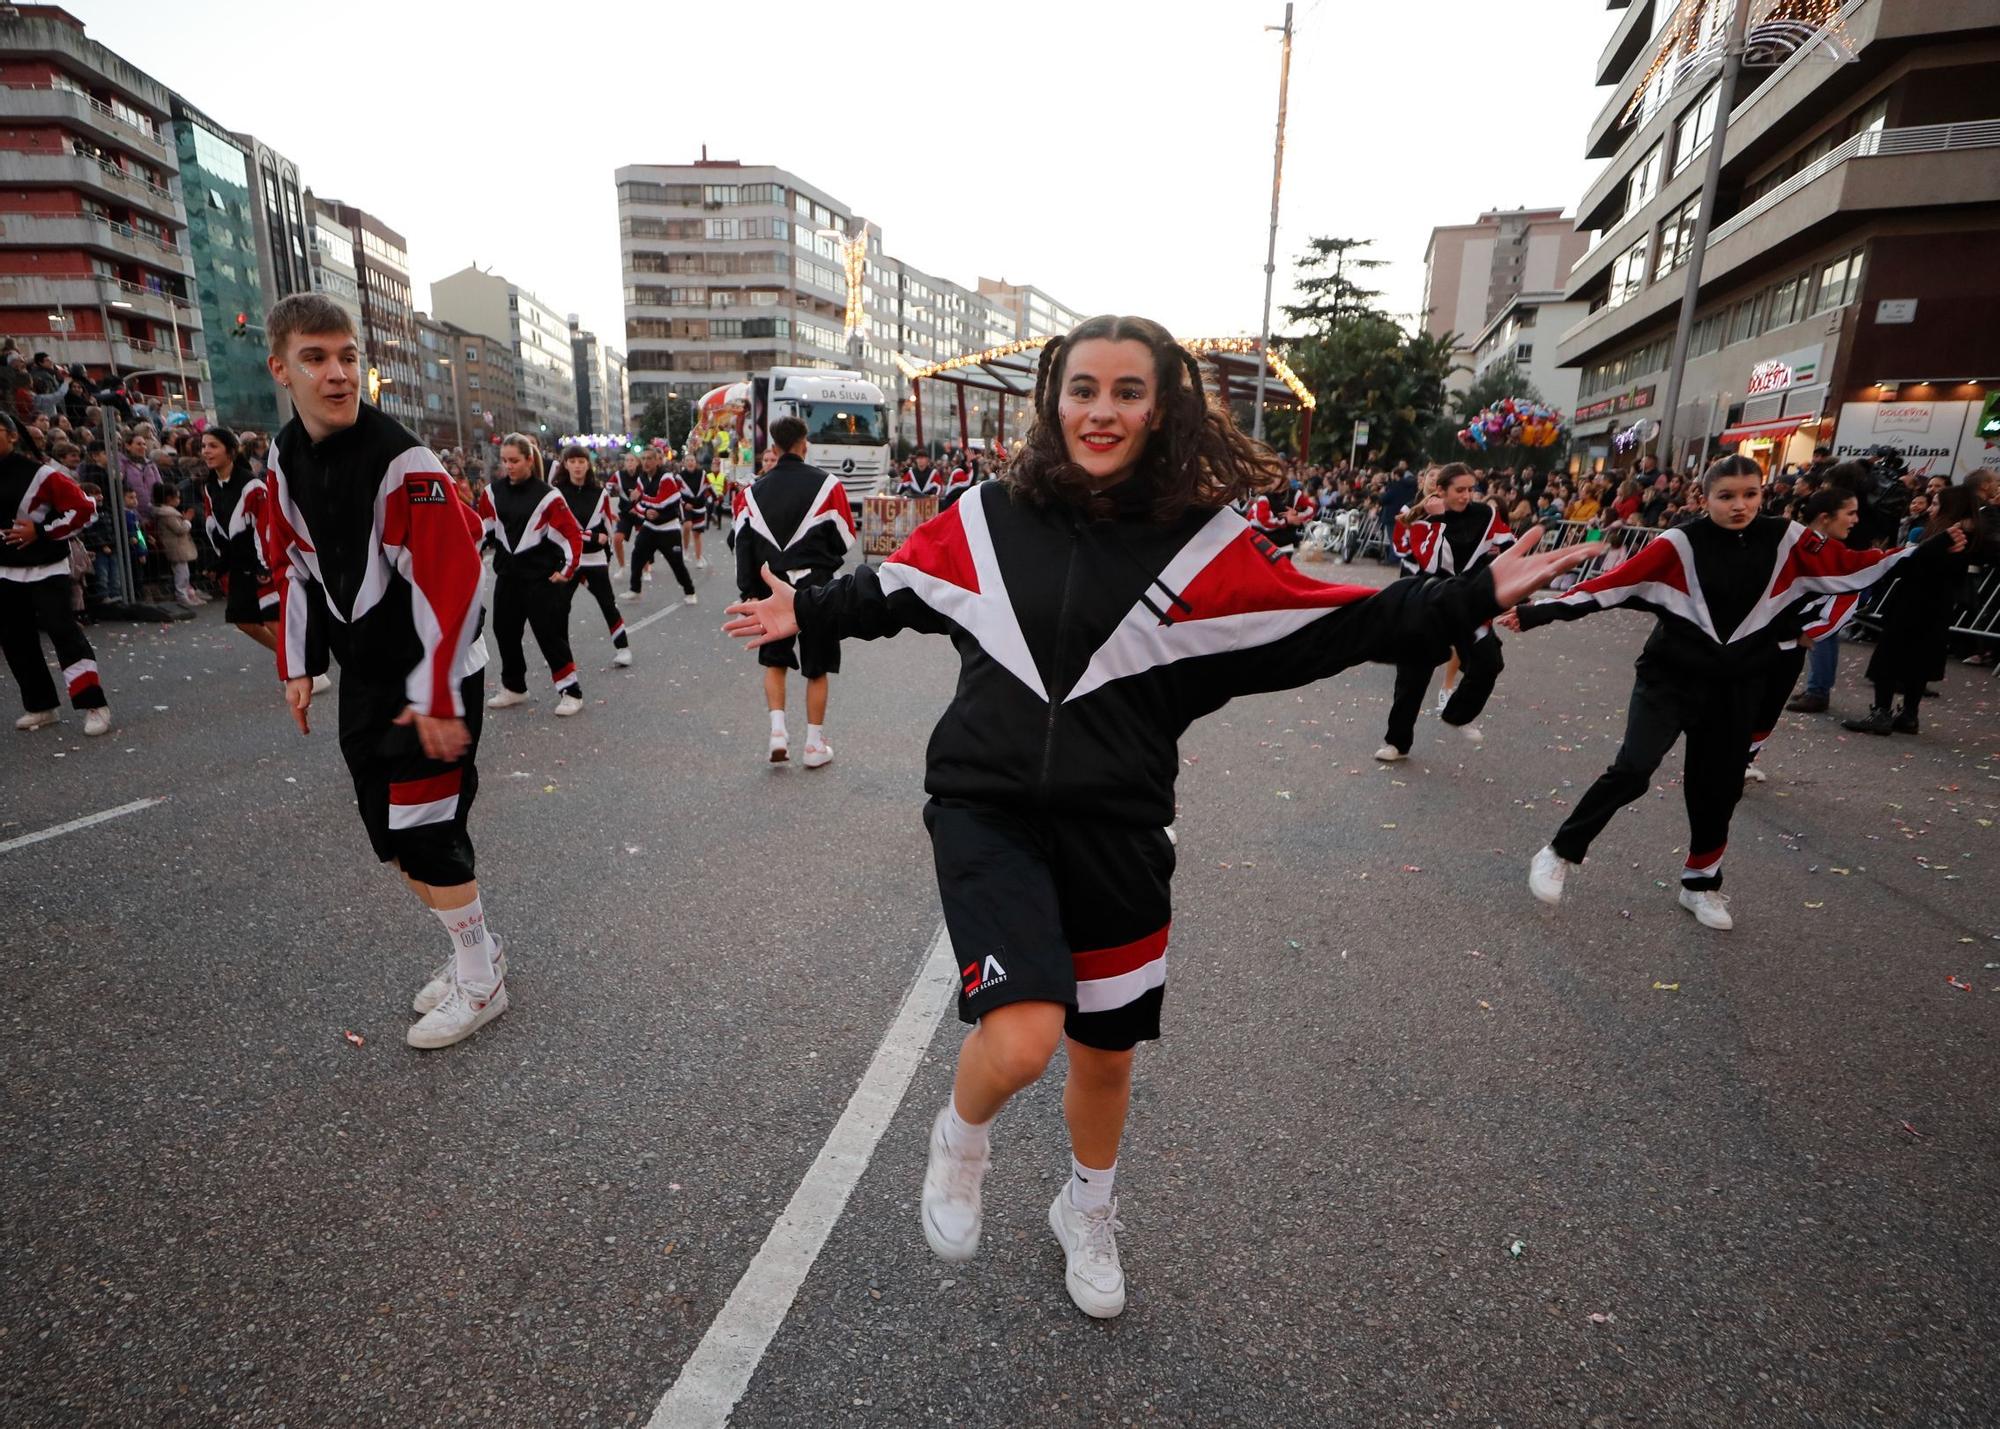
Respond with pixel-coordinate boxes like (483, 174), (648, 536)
(336, 672), (484, 886)
(923, 797), (1173, 1052)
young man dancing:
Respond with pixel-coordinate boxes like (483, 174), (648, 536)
(259, 293), (509, 1048)
(732, 415), (856, 765)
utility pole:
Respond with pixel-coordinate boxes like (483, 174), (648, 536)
(1655, 0), (1751, 472)
(1252, 1), (1293, 445)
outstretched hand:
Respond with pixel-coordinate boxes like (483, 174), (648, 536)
(1495, 607), (1523, 632)
(1488, 526), (1602, 611)
(722, 564), (799, 649)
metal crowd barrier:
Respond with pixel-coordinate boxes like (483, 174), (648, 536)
(1854, 563), (2000, 649)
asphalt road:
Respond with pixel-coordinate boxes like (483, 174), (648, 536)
(3, 546), (1995, 1428)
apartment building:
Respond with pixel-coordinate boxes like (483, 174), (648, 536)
(0, 4), (205, 412)
(1558, 0), (2000, 477)
(431, 264), (575, 436)
(616, 158), (1083, 450)
(1423, 208), (1591, 388)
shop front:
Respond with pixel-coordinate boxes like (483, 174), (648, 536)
(1714, 344), (1828, 475)
(1830, 387), (1999, 480)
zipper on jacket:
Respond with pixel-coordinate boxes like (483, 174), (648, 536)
(1036, 522), (1082, 804)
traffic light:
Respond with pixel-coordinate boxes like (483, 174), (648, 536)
(232, 312), (248, 338)
(367, 366), (381, 403)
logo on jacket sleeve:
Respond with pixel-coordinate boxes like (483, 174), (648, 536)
(406, 475), (449, 505)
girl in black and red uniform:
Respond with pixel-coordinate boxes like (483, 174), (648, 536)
(1502, 455), (1964, 931)
(553, 445), (632, 668)
(1, 412), (112, 736)
(199, 425), (281, 657)
(680, 457), (712, 571)
(726, 314), (1592, 1320)
(1377, 461), (1516, 759)
(478, 434), (586, 716)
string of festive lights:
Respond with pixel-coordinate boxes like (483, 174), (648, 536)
(1622, 0), (1851, 125)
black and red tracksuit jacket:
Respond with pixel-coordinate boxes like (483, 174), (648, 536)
(264, 402), (487, 717)
(1516, 514), (1931, 682)
(733, 453), (856, 598)
(477, 475), (584, 582)
(895, 466), (945, 500)
(1392, 500), (1515, 577)
(1, 452), (95, 580)
(795, 478), (1495, 829)
(633, 468), (686, 531)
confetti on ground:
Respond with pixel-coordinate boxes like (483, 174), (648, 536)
(1380, 822), (1397, 829)
(1401, 864), (1423, 873)
(1805, 901), (1825, 909)
(1589, 1312), (1616, 1325)
(1508, 1240), (1526, 1259)
(1946, 976), (1973, 992)
(1276, 790), (1293, 800)
(343, 1030), (365, 1047)
(1652, 981), (1680, 992)
(1478, 1000), (1493, 1011)
(1466, 949), (1485, 958)
(1900, 1121), (1925, 1139)
(542, 784), (557, 793)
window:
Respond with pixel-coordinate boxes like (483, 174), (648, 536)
(797, 400), (886, 444)
(1653, 195), (1700, 279)
(1726, 294), (1760, 345)
(1513, 343), (1533, 364)
(707, 218), (738, 240)
(467, 377), (480, 390)
(1811, 247), (1864, 313)
(702, 184), (738, 205)
(620, 181), (700, 205)
(1607, 236), (1649, 308)
(1625, 143), (1663, 217)
(1671, 83), (1720, 177)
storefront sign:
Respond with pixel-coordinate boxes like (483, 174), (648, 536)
(1874, 299), (1918, 324)
(1831, 400), (1966, 478)
(1573, 385), (1657, 424)
(1744, 344), (1822, 396)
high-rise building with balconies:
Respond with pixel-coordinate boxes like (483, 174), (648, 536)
(431, 265), (575, 438)
(320, 199), (420, 431)
(0, 4), (205, 414)
(169, 97), (273, 428)
(1558, 0), (2000, 477)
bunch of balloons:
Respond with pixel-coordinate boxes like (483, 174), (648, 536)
(1456, 398), (1567, 450)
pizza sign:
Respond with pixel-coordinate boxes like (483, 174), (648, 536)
(1747, 360), (1794, 395)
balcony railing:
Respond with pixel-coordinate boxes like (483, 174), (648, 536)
(0, 211), (182, 256)
(0, 82), (170, 152)
(1707, 119), (2000, 246)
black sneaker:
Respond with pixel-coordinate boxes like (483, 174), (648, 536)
(1842, 709), (1894, 736)
(1891, 707), (1920, 735)
(1785, 691), (1828, 714)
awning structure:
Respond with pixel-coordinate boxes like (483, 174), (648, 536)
(893, 336), (1315, 454)
(1718, 414), (1820, 444)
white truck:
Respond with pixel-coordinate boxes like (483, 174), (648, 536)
(753, 367), (891, 510)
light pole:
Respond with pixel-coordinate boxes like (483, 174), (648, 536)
(1252, 2), (1294, 444)
(439, 355), (467, 453)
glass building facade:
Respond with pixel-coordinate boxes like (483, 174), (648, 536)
(171, 102), (277, 427)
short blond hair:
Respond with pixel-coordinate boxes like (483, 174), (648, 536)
(266, 292), (355, 358)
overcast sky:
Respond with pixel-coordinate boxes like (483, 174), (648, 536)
(71, 0), (1614, 352)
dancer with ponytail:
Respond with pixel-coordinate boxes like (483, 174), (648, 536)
(1375, 461), (1515, 759)
(553, 445), (631, 668)
(1502, 455), (1963, 930)
(726, 314), (1595, 1318)
(1, 412), (112, 735)
(479, 434), (586, 716)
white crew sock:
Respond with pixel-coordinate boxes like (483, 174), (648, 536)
(769, 709), (787, 736)
(1067, 1155), (1116, 1213)
(807, 722), (825, 746)
(943, 1100), (990, 1158)
(437, 895), (498, 994)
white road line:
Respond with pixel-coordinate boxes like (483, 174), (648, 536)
(648, 922), (957, 1429)
(0, 796), (167, 856)
(627, 601), (685, 636)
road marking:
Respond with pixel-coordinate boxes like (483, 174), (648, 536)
(627, 600), (686, 637)
(0, 796), (166, 856)
(647, 922), (957, 1429)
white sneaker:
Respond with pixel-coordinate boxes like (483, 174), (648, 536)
(1373, 744), (1406, 762)
(613, 648), (633, 668)
(620, 589), (642, 603)
(311, 672), (333, 695)
(921, 1108), (988, 1261)
(1048, 1190), (1127, 1319)
(413, 936), (506, 1015)
(406, 975), (509, 1049)
(682, 592), (699, 606)
(553, 693), (584, 717)
(487, 688), (530, 709)
(83, 707), (112, 737)
(1529, 845), (1570, 905)
(1743, 764), (1766, 783)
(1457, 722), (1484, 746)
(1678, 887), (1733, 930)
(802, 737), (833, 769)
(15, 708), (57, 732)
(696, 557), (709, 570)
(768, 730), (789, 763)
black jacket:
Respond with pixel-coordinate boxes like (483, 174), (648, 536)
(734, 454), (855, 598)
(796, 480), (1494, 828)
(1519, 514), (1935, 682)
(1, 451), (95, 572)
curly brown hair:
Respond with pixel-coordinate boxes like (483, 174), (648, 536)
(1002, 314), (1286, 524)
